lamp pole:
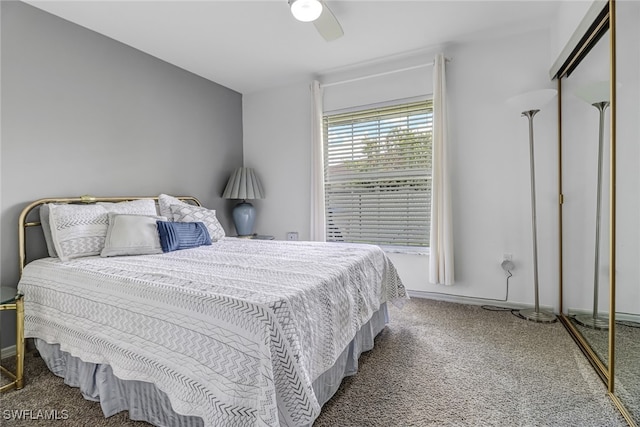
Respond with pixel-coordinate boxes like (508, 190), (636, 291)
(519, 109), (556, 323)
(575, 101), (610, 330)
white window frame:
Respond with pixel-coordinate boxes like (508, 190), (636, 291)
(323, 97), (433, 253)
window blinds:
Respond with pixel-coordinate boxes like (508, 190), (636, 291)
(323, 100), (433, 247)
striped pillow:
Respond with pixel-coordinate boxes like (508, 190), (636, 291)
(48, 204), (109, 261)
(156, 221), (211, 252)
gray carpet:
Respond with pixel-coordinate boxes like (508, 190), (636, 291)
(572, 318), (640, 426)
(0, 298), (629, 426)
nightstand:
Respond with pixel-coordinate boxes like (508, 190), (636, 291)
(235, 234), (275, 240)
(0, 286), (24, 392)
(253, 235), (275, 240)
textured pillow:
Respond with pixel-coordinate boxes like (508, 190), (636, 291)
(48, 204), (109, 261)
(100, 213), (167, 257)
(39, 204), (58, 258)
(156, 221), (211, 252)
(158, 194), (189, 218)
(170, 204), (226, 241)
(99, 199), (158, 216)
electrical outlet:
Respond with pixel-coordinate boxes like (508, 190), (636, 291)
(286, 232), (299, 241)
(501, 253), (515, 273)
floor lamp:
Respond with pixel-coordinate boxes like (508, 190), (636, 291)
(574, 81), (610, 330)
(507, 89), (558, 323)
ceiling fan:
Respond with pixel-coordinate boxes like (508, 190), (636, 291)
(289, 0), (344, 41)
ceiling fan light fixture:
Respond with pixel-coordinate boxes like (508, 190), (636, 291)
(290, 0), (323, 22)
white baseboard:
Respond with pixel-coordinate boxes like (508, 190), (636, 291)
(407, 289), (556, 313)
(567, 308), (640, 325)
(617, 311), (640, 324)
(1, 344), (16, 358)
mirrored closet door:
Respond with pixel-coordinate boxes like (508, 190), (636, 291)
(613, 0), (640, 424)
(554, 0), (639, 425)
(560, 22), (611, 371)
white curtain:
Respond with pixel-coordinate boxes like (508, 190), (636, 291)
(429, 53), (455, 285)
(310, 80), (326, 241)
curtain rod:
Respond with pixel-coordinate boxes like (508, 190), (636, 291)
(320, 58), (450, 89)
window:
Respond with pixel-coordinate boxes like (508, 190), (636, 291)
(323, 99), (433, 248)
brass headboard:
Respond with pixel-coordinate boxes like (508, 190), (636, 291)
(18, 195), (202, 276)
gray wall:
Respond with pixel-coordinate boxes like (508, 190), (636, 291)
(1, 1), (243, 347)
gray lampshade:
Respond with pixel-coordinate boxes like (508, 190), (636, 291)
(222, 167), (265, 200)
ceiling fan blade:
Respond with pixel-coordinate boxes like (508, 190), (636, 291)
(313, 2), (343, 41)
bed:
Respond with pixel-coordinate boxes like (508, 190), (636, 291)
(16, 195), (408, 427)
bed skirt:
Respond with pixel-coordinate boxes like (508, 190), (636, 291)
(35, 303), (389, 427)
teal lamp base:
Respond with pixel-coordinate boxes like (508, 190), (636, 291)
(233, 201), (256, 236)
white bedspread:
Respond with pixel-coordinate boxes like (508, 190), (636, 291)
(18, 238), (407, 427)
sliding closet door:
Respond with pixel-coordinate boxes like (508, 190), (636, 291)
(613, 1), (640, 424)
(561, 28), (611, 372)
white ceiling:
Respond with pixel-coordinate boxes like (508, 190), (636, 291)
(25, 1), (560, 94)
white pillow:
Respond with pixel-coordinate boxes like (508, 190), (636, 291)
(39, 204), (58, 258)
(169, 204), (226, 241)
(48, 204), (109, 261)
(99, 199), (158, 216)
(158, 194), (189, 218)
(100, 213), (167, 257)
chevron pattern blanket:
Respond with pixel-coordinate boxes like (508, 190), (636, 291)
(18, 238), (407, 426)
